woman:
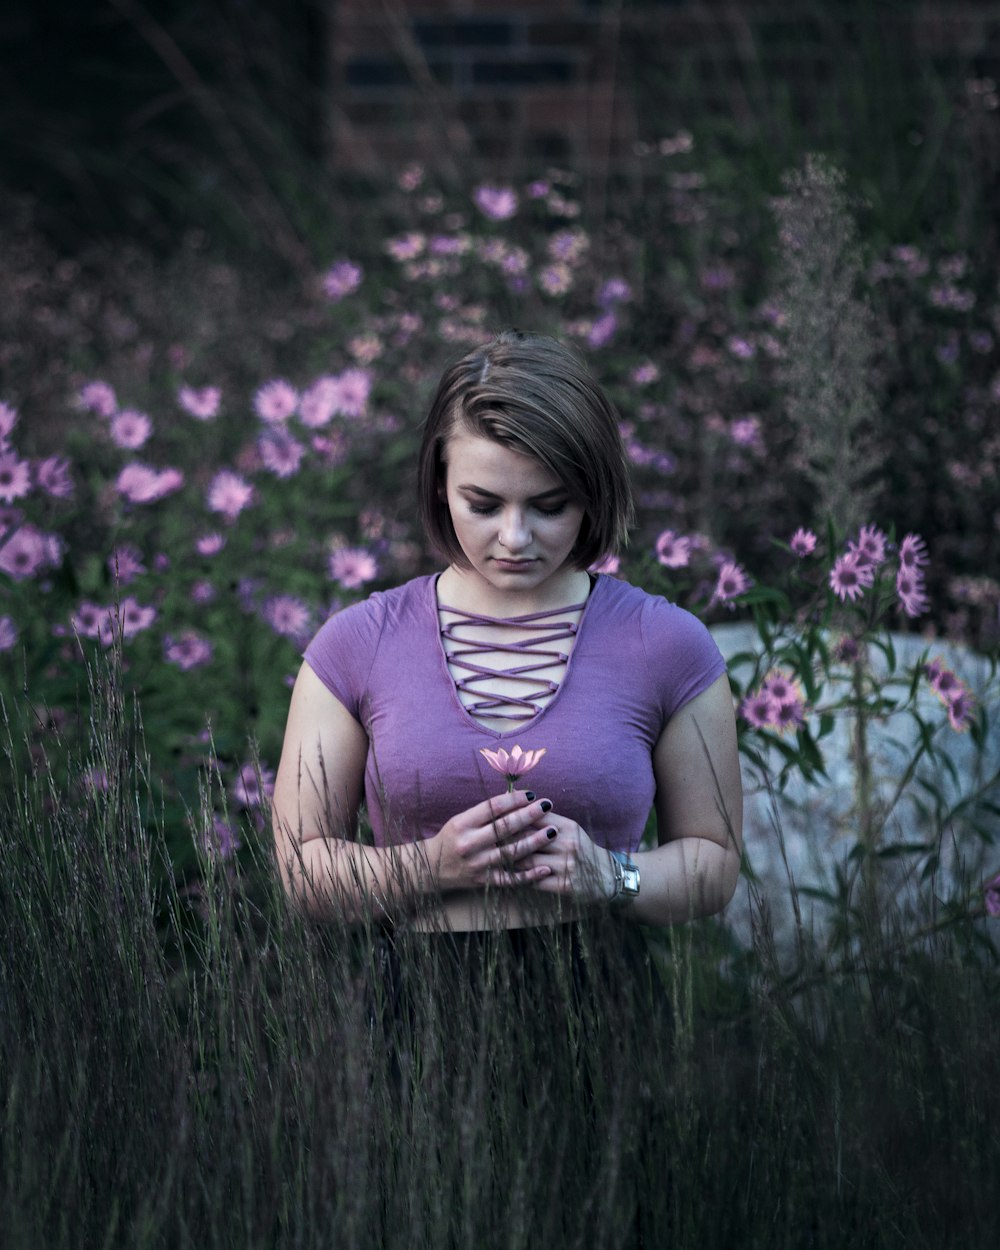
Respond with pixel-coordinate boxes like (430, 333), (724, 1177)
(272, 330), (743, 933)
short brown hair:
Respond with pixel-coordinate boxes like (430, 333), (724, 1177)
(417, 330), (635, 570)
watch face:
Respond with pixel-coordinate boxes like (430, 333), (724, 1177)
(622, 865), (640, 896)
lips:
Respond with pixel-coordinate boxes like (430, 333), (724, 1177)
(493, 557), (537, 569)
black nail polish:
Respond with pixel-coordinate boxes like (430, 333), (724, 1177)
(546, 827), (557, 839)
(539, 799), (552, 813)
(524, 791), (536, 802)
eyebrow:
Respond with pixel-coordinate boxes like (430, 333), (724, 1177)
(458, 484), (568, 502)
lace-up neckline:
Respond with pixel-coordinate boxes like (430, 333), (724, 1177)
(437, 595), (589, 729)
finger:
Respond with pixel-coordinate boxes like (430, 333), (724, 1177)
(492, 826), (558, 868)
(490, 801), (555, 845)
(488, 864), (553, 888)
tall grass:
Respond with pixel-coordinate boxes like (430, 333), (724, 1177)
(2, 656), (997, 1249)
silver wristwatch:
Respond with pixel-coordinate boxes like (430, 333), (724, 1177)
(608, 850), (640, 902)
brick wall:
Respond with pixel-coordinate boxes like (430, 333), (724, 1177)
(327, 0), (1000, 177)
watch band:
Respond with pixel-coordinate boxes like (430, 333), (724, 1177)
(608, 850), (640, 902)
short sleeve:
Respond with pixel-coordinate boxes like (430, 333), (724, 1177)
(302, 594), (387, 720)
(640, 597), (727, 725)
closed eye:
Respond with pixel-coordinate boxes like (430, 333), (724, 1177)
(467, 502), (568, 517)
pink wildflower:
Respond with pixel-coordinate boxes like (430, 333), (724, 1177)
(231, 762), (275, 808)
(298, 377), (339, 428)
(116, 463), (183, 504)
(261, 594), (312, 641)
(630, 362), (660, 385)
(588, 553), (620, 575)
(202, 815), (241, 859)
(655, 530), (692, 569)
(473, 185), (519, 221)
(0, 525), (50, 581)
(78, 381), (117, 417)
(479, 744), (547, 786)
(849, 524), (888, 568)
(108, 544), (146, 585)
(0, 452), (31, 503)
(0, 615), (17, 651)
(984, 871), (1000, 918)
(829, 551), (874, 603)
(385, 232), (426, 261)
(36, 456), (74, 499)
(164, 630), (214, 671)
(178, 385), (221, 420)
(538, 263), (574, 296)
(712, 561), (752, 603)
(195, 533), (225, 556)
(207, 470), (254, 522)
(113, 597), (157, 641)
(331, 368), (372, 419)
(190, 580), (216, 604)
(71, 601), (109, 640)
(0, 402), (18, 443)
(597, 278), (632, 307)
(895, 567), (929, 618)
(925, 658), (961, 703)
(587, 312), (618, 349)
(547, 228), (588, 263)
(739, 689), (779, 730)
(898, 533), (929, 570)
(730, 416), (764, 450)
(790, 528), (818, 557)
(258, 430), (305, 478)
(253, 380), (299, 423)
(322, 260), (363, 302)
(111, 409), (152, 450)
(947, 688), (976, 733)
(328, 546), (378, 590)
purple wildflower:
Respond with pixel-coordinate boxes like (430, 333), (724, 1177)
(207, 470), (254, 522)
(0, 615), (17, 651)
(78, 381), (117, 417)
(895, 567), (929, 618)
(178, 385), (221, 420)
(898, 533), (929, 570)
(329, 546), (378, 590)
(790, 528), (818, 557)
(258, 430), (305, 478)
(597, 278), (632, 307)
(587, 312), (618, 349)
(0, 525), (50, 581)
(116, 463), (183, 504)
(385, 233), (426, 261)
(202, 815), (241, 859)
(254, 380), (299, 424)
(538, 263), (573, 296)
(473, 185), (518, 221)
(108, 544), (146, 585)
(164, 630), (214, 671)
(322, 260), (363, 302)
(0, 452), (31, 503)
(849, 524), (888, 569)
(231, 762), (275, 809)
(36, 456), (74, 499)
(115, 597), (157, 641)
(947, 688), (976, 733)
(261, 594), (312, 641)
(588, 554), (620, 575)
(630, 362), (660, 385)
(331, 368), (372, 419)
(829, 551), (874, 603)
(740, 689), (779, 730)
(712, 561), (752, 603)
(298, 377), (338, 428)
(110, 409), (152, 450)
(984, 871), (1000, 918)
(655, 530), (692, 569)
(0, 402), (18, 443)
(195, 533), (225, 556)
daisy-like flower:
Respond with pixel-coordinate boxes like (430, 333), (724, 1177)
(331, 368), (372, 420)
(630, 362), (660, 385)
(195, 533), (225, 556)
(547, 228), (589, 264)
(110, 409), (152, 450)
(36, 456), (74, 499)
(588, 553), (620, 575)
(178, 385), (221, 420)
(739, 689), (778, 730)
(78, 381), (117, 417)
(328, 546), (378, 589)
(895, 567), (929, 618)
(261, 594), (311, 641)
(0, 401), (18, 443)
(116, 463), (184, 504)
(712, 561), (752, 603)
(0, 525), (50, 581)
(0, 615), (17, 651)
(298, 377), (339, 428)
(473, 184), (519, 221)
(829, 551), (874, 603)
(655, 530), (692, 569)
(113, 597), (157, 641)
(323, 259), (363, 302)
(587, 312), (618, 349)
(231, 762), (275, 808)
(790, 528), (818, 557)
(849, 524), (888, 568)
(108, 544), (146, 585)
(201, 814), (241, 860)
(537, 263), (574, 296)
(0, 451), (31, 503)
(597, 277), (632, 307)
(71, 600), (110, 639)
(254, 379), (299, 424)
(984, 871), (1000, 919)
(386, 232), (426, 262)
(480, 744), (547, 792)
(898, 533), (929, 570)
(501, 246), (530, 277)
(207, 470), (254, 522)
(164, 630), (214, 671)
(258, 430), (305, 478)
(730, 416), (764, 450)
(190, 580), (216, 604)
(947, 688), (976, 733)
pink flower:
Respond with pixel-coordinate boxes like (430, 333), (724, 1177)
(110, 409), (152, 450)
(108, 544), (145, 585)
(0, 451), (31, 503)
(538, 263), (573, 296)
(328, 546), (378, 589)
(829, 551), (874, 603)
(202, 814), (241, 859)
(116, 463), (184, 504)
(587, 312), (618, 348)
(712, 561), (752, 603)
(898, 533), (929, 570)
(730, 416), (764, 450)
(547, 228), (588, 263)
(479, 744), (547, 788)
(231, 762), (275, 808)
(298, 377), (339, 428)
(36, 456), (74, 499)
(895, 567), (929, 618)
(258, 430), (305, 478)
(332, 368), (372, 419)
(0, 524), (50, 581)
(178, 385), (221, 420)
(253, 380), (299, 423)
(790, 528), (818, 557)
(190, 580), (216, 604)
(261, 594), (311, 641)
(71, 601), (111, 639)
(589, 553), (620, 575)
(655, 530), (692, 569)
(473, 184), (518, 220)
(164, 630), (214, 671)
(630, 362), (660, 385)
(207, 470), (254, 521)
(848, 524), (888, 568)
(386, 233), (426, 261)
(597, 277), (632, 307)
(739, 689), (779, 730)
(322, 260), (363, 301)
(947, 688), (976, 732)
(196, 533), (225, 556)
(925, 657), (961, 702)
(0, 615), (17, 651)
(984, 871), (1000, 918)
(110, 597), (157, 642)
(78, 381), (117, 416)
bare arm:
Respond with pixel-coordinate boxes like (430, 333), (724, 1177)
(272, 664), (558, 923)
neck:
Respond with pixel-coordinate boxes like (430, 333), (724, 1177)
(437, 566), (592, 618)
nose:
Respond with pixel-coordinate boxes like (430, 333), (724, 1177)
(498, 508), (531, 552)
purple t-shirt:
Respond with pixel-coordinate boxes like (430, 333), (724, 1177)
(303, 573), (726, 853)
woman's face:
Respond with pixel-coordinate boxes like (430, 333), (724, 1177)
(441, 429), (587, 602)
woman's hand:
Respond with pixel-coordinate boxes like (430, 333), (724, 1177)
(519, 811), (618, 904)
(426, 790), (561, 893)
